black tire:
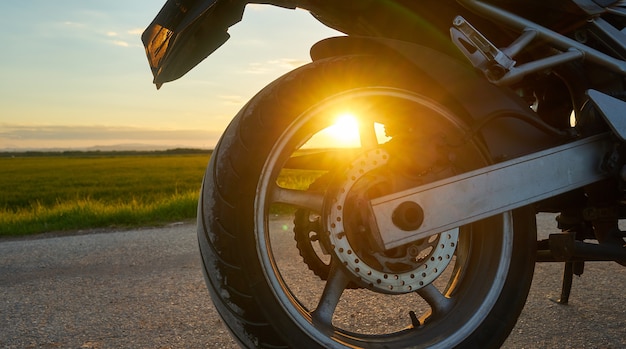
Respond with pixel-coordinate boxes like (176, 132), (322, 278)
(198, 55), (536, 348)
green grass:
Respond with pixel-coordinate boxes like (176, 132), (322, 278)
(0, 193), (198, 236)
(0, 152), (326, 237)
(0, 153), (210, 237)
(1, 154), (209, 210)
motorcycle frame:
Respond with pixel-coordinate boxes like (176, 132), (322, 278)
(308, 1), (626, 261)
(458, 0), (626, 85)
(143, 0), (626, 262)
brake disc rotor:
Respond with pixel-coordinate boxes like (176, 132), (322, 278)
(325, 148), (458, 294)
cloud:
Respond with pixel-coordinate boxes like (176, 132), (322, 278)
(218, 95), (245, 105)
(62, 21), (85, 28)
(244, 58), (308, 74)
(104, 31), (142, 48)
(111, 40), (130, 47)
(55, 20), (139, 49)
(104, 27), (146, 48)
(0, 124), (221, 148)
(127, 28), (144, 35)
(269, 58), (308, 69)
(56, 17), (140, 49)
(244, 62), (271, 74)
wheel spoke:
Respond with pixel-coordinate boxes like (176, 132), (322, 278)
(311, 260), (351, 327)
(359, 121), (379, 150)
(270, 185), (324, 212)
(417, 284), (453, 317)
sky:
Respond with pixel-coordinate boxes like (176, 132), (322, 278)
(0, 1), (340, 150)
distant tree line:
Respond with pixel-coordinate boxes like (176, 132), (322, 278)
(0, 148), (213, 158)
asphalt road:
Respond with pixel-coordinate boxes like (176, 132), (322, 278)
(1, 214), (624, 349)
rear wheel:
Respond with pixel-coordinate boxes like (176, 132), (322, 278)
(198, 55), (536, 348)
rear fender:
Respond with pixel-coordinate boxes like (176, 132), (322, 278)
(142, 0), (248, 88)
(311, 36), (559, 160)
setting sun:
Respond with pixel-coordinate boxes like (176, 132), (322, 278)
(303, 113), (391, 149)
(320, 113), (361, 147)
(324, 113), (361, 147)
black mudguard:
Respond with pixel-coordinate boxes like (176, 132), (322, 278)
(310, 36), (560, 161)
(142, 0), (248, 88)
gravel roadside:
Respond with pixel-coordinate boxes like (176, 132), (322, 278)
(0, 214), (624, 348)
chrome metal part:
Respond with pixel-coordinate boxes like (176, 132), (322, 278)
(451, 16), (516, 75)
(501, 29), (537, 58)
(370, 134), (612, 250)
(587, 89), (626, 141)
(587, 17), (626, 58)
(451, 15), (583, 85)
(495, 49), (583, 85)
(458, 0), (626, 78)
(607, 5), (626, 17)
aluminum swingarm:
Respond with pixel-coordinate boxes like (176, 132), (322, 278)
(369, 132), (614, 250)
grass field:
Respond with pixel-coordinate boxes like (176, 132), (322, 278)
(0, 152), (210, 236)
(0, 151), (324, 237)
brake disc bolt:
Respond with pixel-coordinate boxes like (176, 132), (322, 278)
(407, 245), (420, 257)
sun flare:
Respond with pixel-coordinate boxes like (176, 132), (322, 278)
(324, 113), (361, 147)
(303, 113), (390, 148)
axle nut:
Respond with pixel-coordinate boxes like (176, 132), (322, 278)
(392, 201), (424, 231)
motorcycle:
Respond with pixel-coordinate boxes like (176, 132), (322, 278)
(142, 0), (626, 347)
